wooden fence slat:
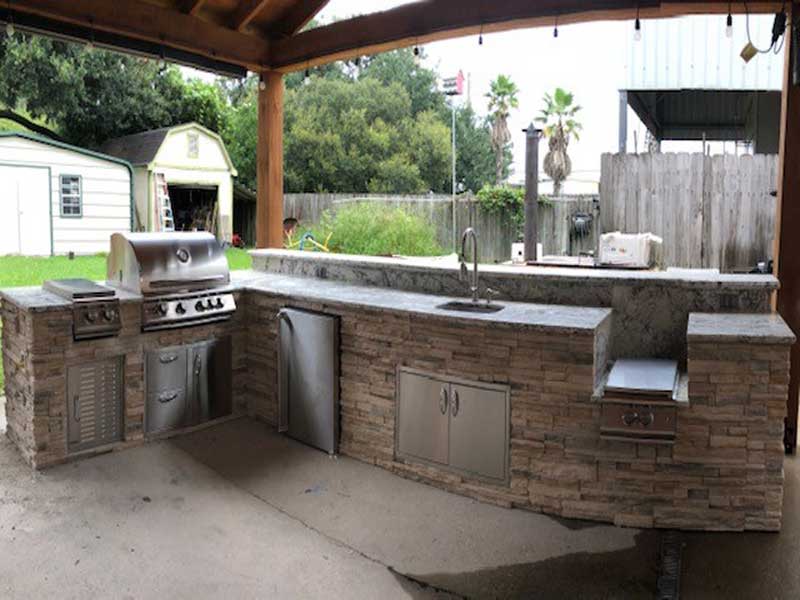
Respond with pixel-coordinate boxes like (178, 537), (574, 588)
(599, 152), (778, 271)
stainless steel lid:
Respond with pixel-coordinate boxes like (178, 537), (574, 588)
(107, 232), (230, 296)
(43, 278), (117, 302)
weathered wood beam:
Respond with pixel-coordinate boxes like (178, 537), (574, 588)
(11, 0), (269, 70)
(774, 6), (800, 453)
(269, 0), (329, 37)
(231, 0), (271, 32)
(180, 0), (207, 16)
(270, 0), (782, 71)
(256, 71), (284, 249)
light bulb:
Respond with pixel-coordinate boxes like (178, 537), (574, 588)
(258, 79), (266, 91)
(553, 26), (558, 38)
(726, 14), (733, 38)
(478, 34), (483, 46)
(634, 18), (642, 42)
(5, 21), (13, 37)
(303, 69), (310, 85)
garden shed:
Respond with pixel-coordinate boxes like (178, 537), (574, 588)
(101, 122), (237, 243)
(0, 131), (132, 256)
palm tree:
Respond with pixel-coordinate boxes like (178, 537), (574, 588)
(535, 88), (582, 195)
(486, 75), (519, 184)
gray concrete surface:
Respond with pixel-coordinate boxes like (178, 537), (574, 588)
(3, 415), (799, 599)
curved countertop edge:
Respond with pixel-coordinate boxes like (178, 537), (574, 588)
(243, 273), (613, 334)
(0, 272), (613, 334)
(687, 312), (797, 345)
(250, 249), (779, 291)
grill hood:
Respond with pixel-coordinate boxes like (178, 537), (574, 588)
(107, 232), (230, 296)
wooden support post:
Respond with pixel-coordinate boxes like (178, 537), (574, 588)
(774, 8), (800, 452)
(256, 71), (284, 249)
(523, 126), (541, 263)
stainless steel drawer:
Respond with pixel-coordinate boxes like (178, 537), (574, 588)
(146, 347), (187, 393)
(600, 401), (677, 442)
(146, 388), (187, 434)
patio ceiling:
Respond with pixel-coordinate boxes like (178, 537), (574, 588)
(4, 1), (781, 76)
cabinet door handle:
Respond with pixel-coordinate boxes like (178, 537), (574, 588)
(439, 387), (449, 415)
(451, 390), (460, 418)
(73, 395), (81, 422)
(158, 391), (178, 403)
(159, 354), (179, 364)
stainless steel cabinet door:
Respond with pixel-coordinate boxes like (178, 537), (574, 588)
(67, 357), (124, 452)
(146, 346), (187, 393)
(187, 337), (232, 425)
(397, 371), (449, 465)
(448, 383), (509, 482)
(278, 309), (339, 454)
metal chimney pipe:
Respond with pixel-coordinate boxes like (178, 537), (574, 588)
(523, 125), (542, 263)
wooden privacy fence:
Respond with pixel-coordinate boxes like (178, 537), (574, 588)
(276, 193), (599, 263)
(600, 153), (779, 271)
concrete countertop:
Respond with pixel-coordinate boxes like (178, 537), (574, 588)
(242, 273), (613, 334)
(688, 312), (796, 345)
(250, 249), (779, 290)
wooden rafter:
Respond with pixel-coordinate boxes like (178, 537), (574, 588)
(231, 0), (271, 31)
(269, 0), (329, 37)
(269, 0), (782, 71)
(179, 0), (207, 16)
(11, 0), (270, 70)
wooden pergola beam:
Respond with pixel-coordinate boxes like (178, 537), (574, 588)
(269, 0), (329, 37)
(11, 0), (270, 70)
(179, 0), (207, 16)
(256, 71), (285, 249)
(270, 0), (782, 71)
(231, 0), (270, 31)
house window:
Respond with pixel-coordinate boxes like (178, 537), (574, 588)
(187, 133), (199, 159)
(60, 175), (82, 217)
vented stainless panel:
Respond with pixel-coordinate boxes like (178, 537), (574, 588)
(67, 357), (124, 452)
(278, 308), (339, 454)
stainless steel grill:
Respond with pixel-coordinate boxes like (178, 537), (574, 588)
(107, 232), (236, 331)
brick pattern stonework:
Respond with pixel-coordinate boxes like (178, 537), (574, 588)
(2, 294), (246, 469)
(245, 292), (791, 532)
(3, 288), (792, 531)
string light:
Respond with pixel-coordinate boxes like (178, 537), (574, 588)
(304, 68), (310, 84)
(553, 16), (559, 38)
(634, 10), (642, 41)
(478, 25), (483, 46)
(726, 2), (733, 38)
(413, 44), (421, 66)
(5, 1), (14, 37)
(258, 74), (266, 91)
(86, 18), (94, 50)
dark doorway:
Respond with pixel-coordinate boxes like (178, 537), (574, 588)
(168, 184), (219, 233)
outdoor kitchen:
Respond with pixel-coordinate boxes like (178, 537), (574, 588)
(1, 230), (794, 533)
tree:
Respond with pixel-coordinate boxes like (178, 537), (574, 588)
(0, 35), (230, 148)
(454, 103), (507, 192)
(535, 87), (582, 195)
(486, 75), (519, 184)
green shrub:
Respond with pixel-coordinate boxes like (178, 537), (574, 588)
(308, 203), (443, 257)
(477, 185), (551, 239)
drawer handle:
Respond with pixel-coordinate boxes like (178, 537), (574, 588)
(451, 390), (460, 418)
(622, 411), (639, 426)
(73, 394), (81, 422)
(159, 354), (179, 364)
(158, 392), (178, 403)
(439, 387), (449, 415)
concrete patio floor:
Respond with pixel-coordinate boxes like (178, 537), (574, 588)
(0, 414), (798, 598)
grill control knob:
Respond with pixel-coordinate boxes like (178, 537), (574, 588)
(206, 298), (215, 310)
(195, 301), (206, 312)
(156, 303), (168, 316)
(175, 303), (186, 315)
(215, 298), (224, 308)
(102, 308), (117, 322)
(84, 311), (97, 323)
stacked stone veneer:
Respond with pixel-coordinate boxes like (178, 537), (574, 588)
(246, 292), (793, 532)
(1, 293), (247, 469)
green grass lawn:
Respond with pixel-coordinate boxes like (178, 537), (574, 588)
(0, 248), (252, 391)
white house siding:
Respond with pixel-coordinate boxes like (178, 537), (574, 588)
(0, 136), (131, 255)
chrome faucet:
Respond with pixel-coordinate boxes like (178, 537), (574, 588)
(459, 227), (480, 303)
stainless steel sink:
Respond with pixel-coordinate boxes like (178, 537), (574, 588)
(436, 301), (505, 314)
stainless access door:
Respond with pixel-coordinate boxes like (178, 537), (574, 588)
(187, 336), (232, 426)
(278, 308), (339, 454)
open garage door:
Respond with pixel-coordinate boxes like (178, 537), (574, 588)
(0, 165), (51, 256)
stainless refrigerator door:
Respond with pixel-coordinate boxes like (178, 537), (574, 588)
(278, 308), (340, 454)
